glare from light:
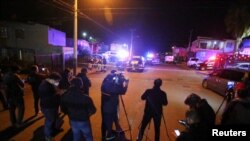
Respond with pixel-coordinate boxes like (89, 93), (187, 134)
(117, 49), (129, 60)
(209, 55), (216, 60)
(147, 53), (154, 58)
(82, 32), (87, 37)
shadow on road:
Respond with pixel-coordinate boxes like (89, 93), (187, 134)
(0, 115), (44, 141)
(61, 129), (73, 141)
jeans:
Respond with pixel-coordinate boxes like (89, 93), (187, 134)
(8, 96), (25, 125)
(32, 90), (40, 114)
(0, 91), (8, 109)
(70, 120), (93, 141)
(101, 112), (116, 138)
(41, 108), (59, 138)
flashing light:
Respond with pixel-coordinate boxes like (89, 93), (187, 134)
(146, 53), (154, 58)
(117, 49), (129, 60)
(209, 55), (216, 60)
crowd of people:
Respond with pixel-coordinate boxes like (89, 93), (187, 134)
(0, 64), (250, 141)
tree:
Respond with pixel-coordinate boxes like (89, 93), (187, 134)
(225, 0), (250, 48)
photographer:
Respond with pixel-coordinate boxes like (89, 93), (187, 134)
(137, 78), (168, 141)
(26, 65), (48, 116)
(221, 84), (250, 125)
(100, 70), (128, 140)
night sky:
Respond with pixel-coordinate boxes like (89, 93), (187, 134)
(0, 0), (235, 55)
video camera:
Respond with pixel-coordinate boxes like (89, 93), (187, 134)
(112, 73), (129, 87)
(227, 81), (235, 91)
(226, 81), (235, 102)
(101, 72), (129, 95)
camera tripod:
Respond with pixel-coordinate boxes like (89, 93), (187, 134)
(119, 95), (133, 141)
(137, 110), (171, 141)
(138, 98), (171, 141)
(215, 90), (234, 115)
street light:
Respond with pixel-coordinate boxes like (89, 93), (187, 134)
(73, 0), (78, 75)
(82, 32), (87, 38)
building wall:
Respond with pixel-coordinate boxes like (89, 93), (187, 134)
(0, 21), (67, 70)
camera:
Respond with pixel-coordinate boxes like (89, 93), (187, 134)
(227, 81), (235, 90)
(102, 72), (129, 95)
(113, 73), (129, 86)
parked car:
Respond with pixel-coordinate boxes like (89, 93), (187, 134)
(225, 62), (250, 71)
(202, 68), (250, 96)
(127, 56), (145, 72)
(187, 57), (199, 67)
(196, 60), (215, 71)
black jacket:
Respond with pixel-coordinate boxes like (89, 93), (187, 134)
(142, 87), (168, 116)
(27, 72), (47, 94)
(61, 87), (96, 121)
(3, 72), (24, 99)
(176, 123), (209, 141)
(197, 99), (216, 127)
(76, 73), (91, 95)
(38, 79), (60, 109)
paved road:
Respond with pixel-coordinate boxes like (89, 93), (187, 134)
(0, 63), (223, 141)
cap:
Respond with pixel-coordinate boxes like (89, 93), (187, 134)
(236, 82), (246, 90)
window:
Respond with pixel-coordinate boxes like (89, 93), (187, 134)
(200, 42), (207, 49)
(15, 29), (24, 39)
(0, 27), (8, 38)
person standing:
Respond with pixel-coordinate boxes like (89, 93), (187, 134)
(137, 78), (168, 141)
(38, 72), (62, 141)
(76, 67), (91, 95)
(101, 70), (128, 140)
(58, 68), (72, 91)
(26, 65), (48, 115)
(0, 69), (8, 110)
(3, 65), (25, 127)
(221, 86), (250, 125)
(61, 77), (96, 141)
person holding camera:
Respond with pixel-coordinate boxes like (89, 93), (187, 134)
(221, 84), (250, 125)
(61, 77), (96, 141)
(137, 78), (168, 141)
(101, 70), (128, 140)
(26, 65), (48, 116)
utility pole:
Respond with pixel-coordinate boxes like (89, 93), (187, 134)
(188, 29), (193, 58)
(188, 29), (193, 51)
(130, 29), (135, 59)
(73, 0), (78, 75)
